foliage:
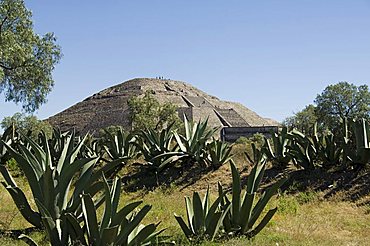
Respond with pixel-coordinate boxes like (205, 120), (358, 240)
(128, 90), (182, 131)
(315, 82), (370, 131)
(174, 187), (230, 243)
(0, 131), (101, 235)
(0, 0), (62, 112)
(264, 127), (291, 168)
(66, 176), (163, 246)
(235, 133), (265, 148)
(171, 117), (218, 166)
(19, 175), (164, 246)
(0, 127), (168, 245)
(245, 142), (267, 167)
(0, 125), (14, 163)
(282, 104), (318, 136)
(101, 127), (139, 177)
(206, 139), (233, 169)
(1, 112), (52, 140)
(317, 132), (342, 168)
(288, 129), (318, 170)
(135, 123), (179, 173)
(344, 118), (370, 166)
(218, 160), (286, 238)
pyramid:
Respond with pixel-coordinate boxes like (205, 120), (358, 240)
(47, 78), (278, 135)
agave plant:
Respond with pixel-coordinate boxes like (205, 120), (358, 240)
(287, 129), (318, 170)
(344, 118), (370, 166)
(174, 186), (231, 242)
(135, 122), (179, 173)
(0, 131), (96, 229)
(72, 175), (164, 246)
(264, 127), (291, 168)
(20, 175), (165, 246)
(0, 126), (16, 164)
(171, 117), (218, 166)
(0, 129), (127, 239)
(101, 127), (139, 177)
(206, 139), (233, 169)
(102, 127), (139, 160)
(245, 142), (267, 166)
(318, 132), (343, 168)
(218, 160), (286, 238)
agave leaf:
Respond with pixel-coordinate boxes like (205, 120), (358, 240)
(18, 234), (39, 246)
(239, 192), (255, 234)
(65, 213), (87, 245)
(2, 183), (42, 228)
(100, 225), (119, 246)
(249, 178), (286, 228)
(21, 134), (46, 169)
(173, 132), (187, 152)
(117, 205), (152, 244)
(112, 201), (143, 226)
(192, 192), (205, 233)
(35, 199), (61, 245)
(3, 142), (43, 200)
(91, 157), (127, 182)
(203, 186), (210, 215)
(81, 193), (100, 245)
(100, 175), (113, 231)
(206, 203), (231, 241)
(56, 134), (73, 173)
(41, 163), (56, 217)
(157, 155), (182, 171)
(248, 207), (277, 238)
(0, 164), (17, 187)
(57, 158), (97, 210)
(111, 177), (121, 219)
(128, 223), (160, 246)
(230, 160), (241, 225)
(174, 214), (193, 238)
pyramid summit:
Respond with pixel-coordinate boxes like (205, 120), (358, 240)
(47, 78), (277, 135)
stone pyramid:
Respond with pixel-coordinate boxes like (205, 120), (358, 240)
(47, 78), (277, 135)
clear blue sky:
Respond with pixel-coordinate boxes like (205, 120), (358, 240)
(1, 0), (369, 123)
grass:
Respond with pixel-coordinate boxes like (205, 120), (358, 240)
(0, 181), (369, 245)
(135, 188), (370, 245)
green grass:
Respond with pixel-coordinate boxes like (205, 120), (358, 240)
(1, 185), (369, 245)
(121, 187), (370, 245)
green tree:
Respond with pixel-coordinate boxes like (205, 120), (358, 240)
(283, 104), (318, 135)
(1, 112), (52, 139)
(0, 0), (62, 112)
(128, 90), (182, 130)
(315, 82), (370, 131)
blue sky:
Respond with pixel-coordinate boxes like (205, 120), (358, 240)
(1, 0), (369, 123)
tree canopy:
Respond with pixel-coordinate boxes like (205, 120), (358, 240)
(283, 82), (370, 133)
(283, 104), (318, 135)
(1, 112), (52, 139)
(315, 82), (370, 130)
(0, 0), (62, 112)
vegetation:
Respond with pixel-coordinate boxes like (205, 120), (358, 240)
(283, 82), (370, 134)
(283, 104), (317, 135)
(128, 90), (182, 131)
(1, 113), (52, 140)
(315, 82), (370, 131)
(174, 187), (230, 243)
(0, 0), (62, 112)
(218, 161), (286, 239)
(0, 112), (369, 245)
